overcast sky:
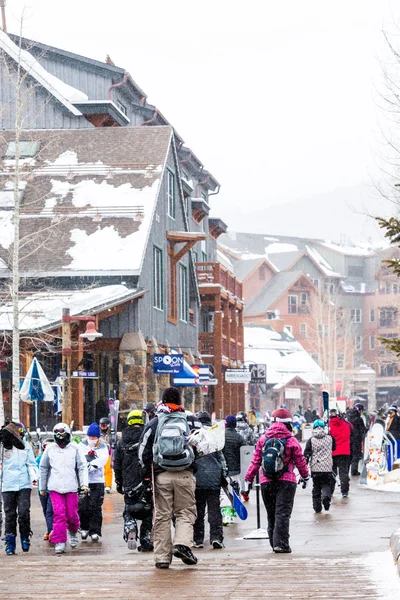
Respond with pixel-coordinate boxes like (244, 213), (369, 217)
(5, 0), (400, 238)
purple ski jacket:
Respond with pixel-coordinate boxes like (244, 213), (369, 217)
(245, 422), (309, 485)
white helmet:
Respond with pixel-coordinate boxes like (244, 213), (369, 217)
(53, 423), (71, 435)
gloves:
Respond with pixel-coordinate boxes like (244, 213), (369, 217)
(116, 482), (123, 495)
(79, 485), (89, 497)
(246, 481), (253, 491)
(299, 476), (309, 489)
(39, 490), (47, 496)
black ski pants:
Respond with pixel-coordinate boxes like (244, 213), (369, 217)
(350, 450), (363, 476)
(3, 488), (31, 538)
(194, 488), (223, 545)
(311, 473), (332, 512)
(123, 497), (153, 547)
(261, 480), (296, 551)
(78, 483), (105, 536)
(331, 455), (350, 496)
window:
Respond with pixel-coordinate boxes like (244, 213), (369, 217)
(167, 170), (175, 218)
(259, 266), (266, 281)
(381, 363), (399, 377)
(369, 336), (375, 350)
(300, 323), (307, 338)
(380, 309), (396, 328)
(336, 353), (344, 369)
(318, 324), (328, 338)
(351, 308), (362, 323)
(369, 309), (375, 323)
(193, 250), (198, 265)
(5, 140), (39, 158)
(300, 292), (308, 306)
(179, 264), (188, 322)
(325, 282), (335, 295)
(386, 281), (392, 294)
(182, 171), (189, 181)
(394, 284), (399, 295)
(311, 278), (319, 288)
(184, 196), (190, 215)
(202, 251), (207, 263)
(288, 295), (298, 314)
(153, 246), (163, 310)
(116, 99), (127, 115)
(354, 336), (363, 351)
(201, 191), (208, 204)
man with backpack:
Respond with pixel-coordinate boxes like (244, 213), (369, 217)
(245, 408), (309, 553)
(139, 387), (197, 569)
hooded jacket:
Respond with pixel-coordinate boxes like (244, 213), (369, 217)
(79, 439), (109, 484)
(223, 427), (246, 476)
(245, 422), (309, 484)
(1, 439), (38, 492)
(330, 416), (352, 456)
(114, 425), (144, 491)
(304, 428), (335, 474)
(40, 441), (88, 494)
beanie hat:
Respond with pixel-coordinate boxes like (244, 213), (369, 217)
(313, 419), (325, 429)
(271, 408), (292, 423)
(87, 422), (100, 437)
(225, 415), (237, 428)
(161, 386), (182, 405)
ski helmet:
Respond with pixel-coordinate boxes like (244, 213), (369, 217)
(271, 408), (292, 423)
(144, 402), (156, 414)
(195, 411), (212, 426)
(16, 422), (26, 438)
(313, 419), (325, 429)
(99, 417), (110, 425)
(354, 403), (364, 412)
(127, 410), (145, 427)
(236, 411), (248, 423)
(53, 423), (71, 448)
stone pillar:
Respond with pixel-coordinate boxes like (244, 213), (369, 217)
(119, 331), (147, 412)
(147, 337), (160, 406)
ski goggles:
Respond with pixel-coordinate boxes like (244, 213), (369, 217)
(54, 428), (68, 435)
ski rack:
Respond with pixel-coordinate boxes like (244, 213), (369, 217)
(383, 432), (398, 471)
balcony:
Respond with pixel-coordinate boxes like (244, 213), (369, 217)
(199, 332), (214, 356)
(196, 262), (243, 299)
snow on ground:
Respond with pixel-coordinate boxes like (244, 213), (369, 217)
(354, 552), (400, 599)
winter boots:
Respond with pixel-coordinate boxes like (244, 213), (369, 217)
(4, 534), (16, 556)
(20, 535), (30, 552)
(123, 517), (137, 550)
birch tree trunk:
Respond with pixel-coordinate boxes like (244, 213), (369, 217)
(0, 370), (4, 427)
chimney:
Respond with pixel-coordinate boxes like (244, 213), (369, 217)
(0, 0), (7, 33)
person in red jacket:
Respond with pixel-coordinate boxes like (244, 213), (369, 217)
(329, 409), (352, 498)
(245, 408), (309, 554)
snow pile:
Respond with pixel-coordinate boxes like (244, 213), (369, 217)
(265, 242), (299, 254)
(354, 552), (400, 598)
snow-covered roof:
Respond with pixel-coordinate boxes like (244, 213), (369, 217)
(216, 248), (233, 272)
(0, 29), (87, 116)
(265, 242), (299, 254)
(244, 271), (305, 315)
(244, 325), (327, 386)
(0, 285), (144, 332)
(305, 244), (341, 277)
(0, 127), (172, 275)
(316, 240), (376, 257)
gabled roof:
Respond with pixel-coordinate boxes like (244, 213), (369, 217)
(233, 257), (278, 282)
(286, 244), (341, 278)
(0, 127), (172, 276)
(244, 270), (305, 315)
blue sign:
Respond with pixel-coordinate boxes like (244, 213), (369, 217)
(153, 353), (184, 374)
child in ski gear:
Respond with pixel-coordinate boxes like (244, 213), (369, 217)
(40, 423), (88, 555)
(304, 420), (335, 513)
(114, 409), (153, 552)
(1, 422), (38, 555)
(347, 403), (367, 476)
(139, 387), (198, 569)
(329, 409), (352, 498)
(36, 438), (54, 540)
(236, 412), (255, 445)
(99, 417), (113, 492)
(192, 411), (226, 549)
(221, 415), (246, 523)
(78, 422), (108, 542)
(245, 408), (309, 553)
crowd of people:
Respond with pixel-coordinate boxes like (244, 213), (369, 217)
(0, 392), (398, 566)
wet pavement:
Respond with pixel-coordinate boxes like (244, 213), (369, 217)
(1, 478), (400, 599)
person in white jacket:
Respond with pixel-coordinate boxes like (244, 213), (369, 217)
(40, 423), (88, 555)
(78, 422), (109, 542)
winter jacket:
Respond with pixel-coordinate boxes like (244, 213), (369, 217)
(387, 414), (400, 440)
(223, 427), (246, 476)
(304, 410), (314, 424)
(79, 439), (109, 484)
(245, 422), (309, 485)
(330, 416), (352, 456)
(1, 439), (38, 492)
(40, 441), (88, 494)
(195, 450), (227, 489)
(347, 409), (367, 450)
(236, 422), (255, 445)
(304, 429), (335, 474)
(114, 425), (144, 491)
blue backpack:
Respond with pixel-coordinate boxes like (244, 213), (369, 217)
(262, 437), (289, 479)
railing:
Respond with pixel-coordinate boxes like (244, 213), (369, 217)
(198, 332), (214, 355)
(195, 262), (243, 299)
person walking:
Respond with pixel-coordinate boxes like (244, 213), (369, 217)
(139, 387), (197, 569)
(78, 423), (108, 542)
(99, 417), (113, 492)
(40, 423), (88, 554)
(329, 409), (352, 498)
(114, 409), (153, 552)
(304, 406), (314, 423)
(1, 422), (38, 555)
(304, 419), (335, 513)
(36, 438), (54, 541)
(236, 412), (255, 445)
(347, 403), (367, 476)
(222, 415), (246, 520)
(192, 411), (226, 550)
(386, 405), (400, 439)
(245, 408), (309, 553)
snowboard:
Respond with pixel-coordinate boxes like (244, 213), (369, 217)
(366, 422), (384, 487)
(222, 480), (248, 520)
(108, 394), (120, 466)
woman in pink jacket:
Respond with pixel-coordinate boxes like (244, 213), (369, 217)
(245, 408), (309, 554)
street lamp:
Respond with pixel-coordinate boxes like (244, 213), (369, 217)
(61, 308), (103, 424)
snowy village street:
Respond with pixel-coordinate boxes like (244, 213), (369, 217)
(1, 481), (400, 600)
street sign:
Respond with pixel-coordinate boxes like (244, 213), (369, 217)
(153, 353), (184, 374)
(208, 378), (218, 385)
(191, 364), (211, 384)
(71, 371), (98, 378)
(249, 363), (266, 384)
(225, 369), (252, 383)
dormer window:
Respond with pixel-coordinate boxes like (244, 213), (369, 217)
(116, 100), (127, 115)
(5, 141), (39, 158)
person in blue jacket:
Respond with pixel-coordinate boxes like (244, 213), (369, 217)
(1, 422), (38, 555)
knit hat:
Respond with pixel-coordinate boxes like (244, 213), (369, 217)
(87, 422), (100, 437)
(161, 386), (182, 405)
(225, 415), (237, 428)
(271, 408), (292, 423)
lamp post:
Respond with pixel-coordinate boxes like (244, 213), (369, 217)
(61, 308), (103, 425)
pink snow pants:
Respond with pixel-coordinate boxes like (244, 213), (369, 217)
(49, 491), (80, 543)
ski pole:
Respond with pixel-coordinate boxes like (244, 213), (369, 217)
(255, 469), (261, 530)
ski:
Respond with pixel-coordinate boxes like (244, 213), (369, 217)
(108, 392), (120, 466)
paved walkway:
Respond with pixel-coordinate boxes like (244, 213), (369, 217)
(1, 480), (400, 599)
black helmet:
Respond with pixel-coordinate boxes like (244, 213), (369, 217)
(195, 411), (212, 426)
(144, 402), (156, 414)
(354, 403), (364, 412)
(99, 417), (110, 425)
(236, 411), (248, 423)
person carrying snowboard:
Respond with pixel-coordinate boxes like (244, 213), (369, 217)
(139, 387), (197, 569)
(245, 408), (309, 553)
(114, 409), (153, 552)
(40, 423), (88, 554)
(78, 423), (109, 542)
(304, 419), (335, 513)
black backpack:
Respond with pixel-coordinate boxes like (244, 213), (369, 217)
(261, 437), (289, 479)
